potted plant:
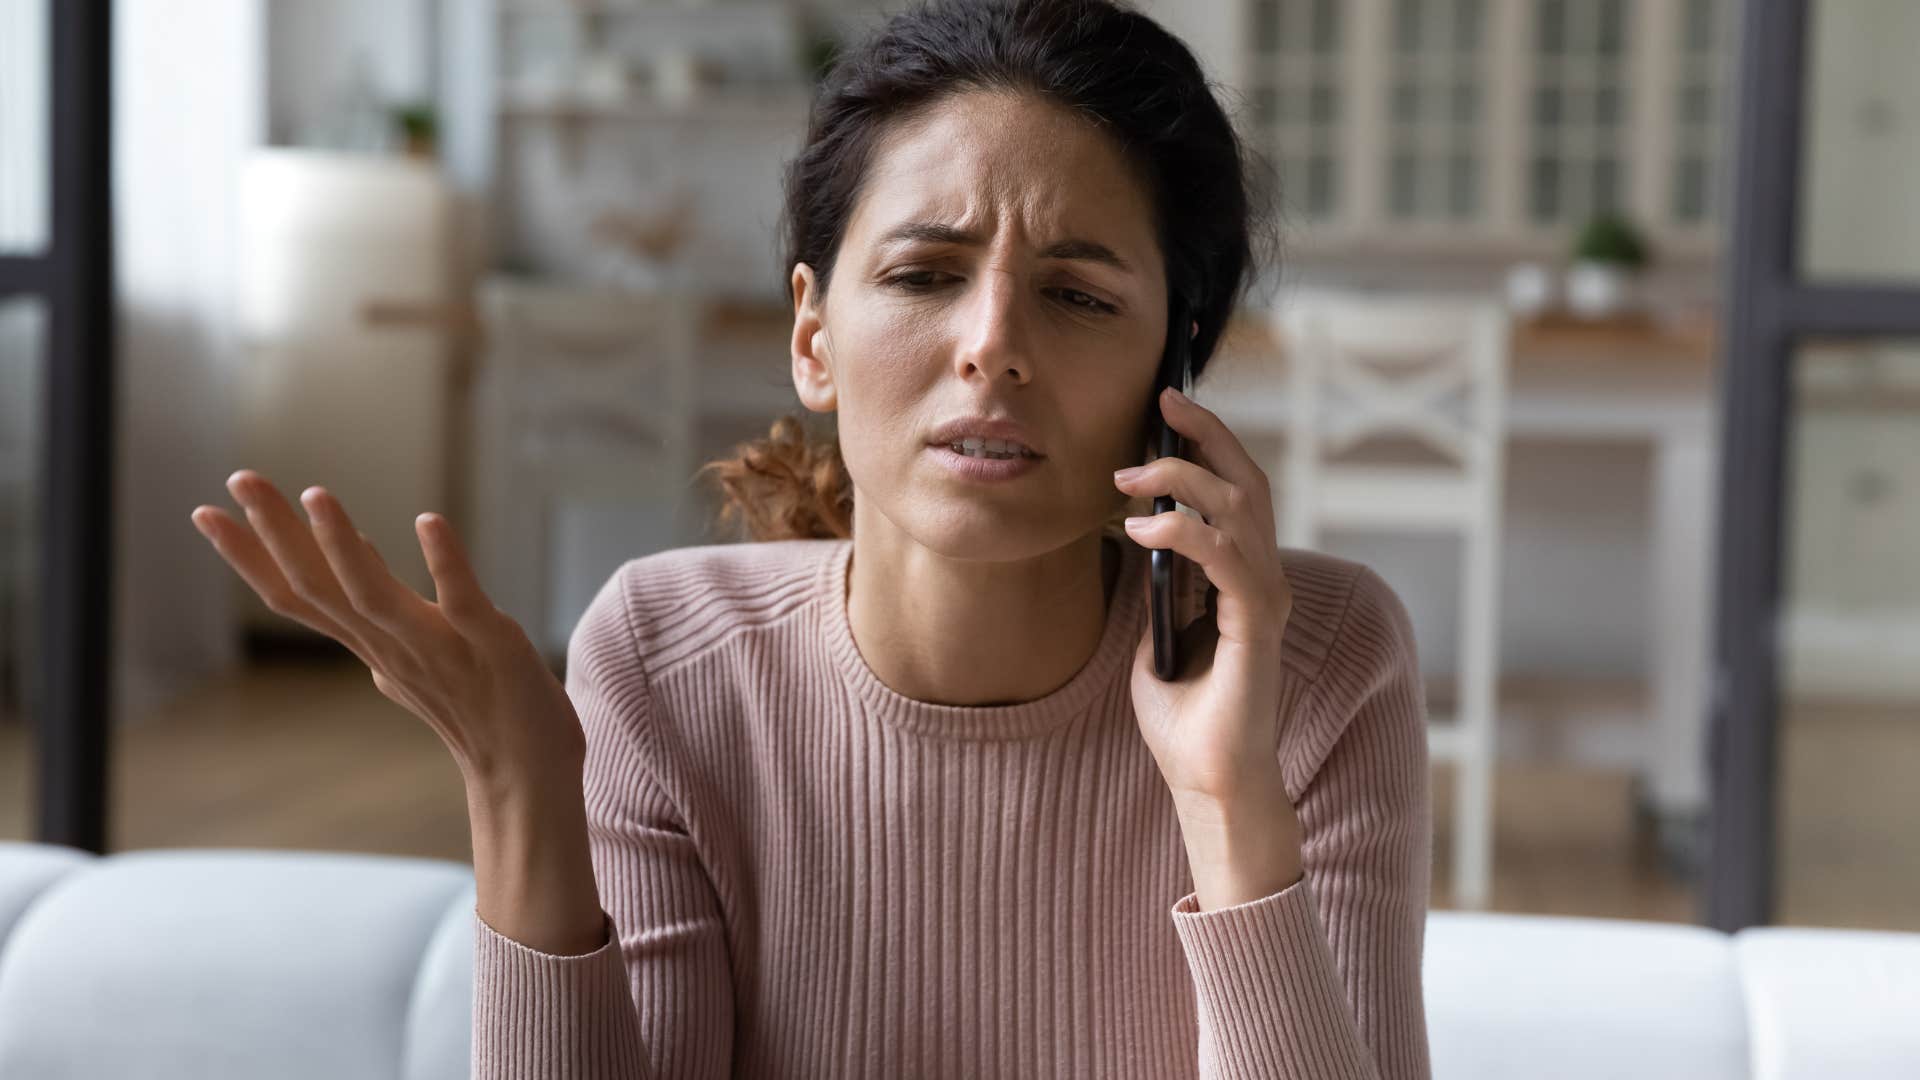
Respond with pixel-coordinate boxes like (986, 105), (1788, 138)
(390, 103), (437, 160)
(1566, 212), (1651, 318)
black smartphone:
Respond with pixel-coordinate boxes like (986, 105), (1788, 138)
(1147, 293), (1193, 681)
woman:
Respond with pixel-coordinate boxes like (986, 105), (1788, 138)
(190, 1), (1431, 1076)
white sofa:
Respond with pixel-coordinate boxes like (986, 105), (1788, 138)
(0, 841), (1915, 1079)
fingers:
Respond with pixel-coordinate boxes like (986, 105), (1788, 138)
(1115, 455), (1278, 586)
(189, 503), (378, 667)
(220, 471), (417, 670)
(1116, 455), (1247, 535)
(414, 512), (500, 631)
(1123, 509), (1285, 647)
(1151, 387), (1277, 541)
(299, 486), (444, 641)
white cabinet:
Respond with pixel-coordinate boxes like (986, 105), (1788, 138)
(1240, 0), (1731, 255)
(235, 150), (456, 634)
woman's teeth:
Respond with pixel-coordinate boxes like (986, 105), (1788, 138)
(950, 437), (1036, 460)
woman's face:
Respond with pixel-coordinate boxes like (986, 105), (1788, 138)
(791, 89), (1171, 563)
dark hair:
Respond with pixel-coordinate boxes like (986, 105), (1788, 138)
(699, 0), (1279, 542)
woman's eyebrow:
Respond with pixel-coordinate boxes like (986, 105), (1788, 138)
(875, 221), (1135, 274)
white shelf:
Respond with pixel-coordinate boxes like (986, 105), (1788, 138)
(499, 86), (812, 121)
(499, 1), (795, 17)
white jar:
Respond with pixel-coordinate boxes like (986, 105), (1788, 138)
(1565, 260), (1636, 318)
(1504, 262), (1555, 317)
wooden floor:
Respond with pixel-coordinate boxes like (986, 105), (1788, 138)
(1, 657), (1912, 929)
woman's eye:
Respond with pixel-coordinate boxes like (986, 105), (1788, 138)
(1056, 288), (1117, 315)
(884, 272), (1115, 315)
(885, 270), (945, 290)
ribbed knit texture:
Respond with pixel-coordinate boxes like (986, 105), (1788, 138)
(473, 536), (1431, 1079)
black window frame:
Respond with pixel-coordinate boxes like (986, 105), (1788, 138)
(0, 0), (116, 852)
(1706, 0), (1920, 930)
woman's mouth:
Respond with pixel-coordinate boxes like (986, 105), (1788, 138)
(928, 440), (1044, 481)
(943, 436), (1039, 460)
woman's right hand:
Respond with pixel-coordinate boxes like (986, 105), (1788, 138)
(190, 469), (586, 793)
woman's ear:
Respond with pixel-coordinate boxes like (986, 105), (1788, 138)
(790, 262), (838, 414)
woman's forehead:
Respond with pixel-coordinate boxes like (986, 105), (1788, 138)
(848, 92), (1161, 268)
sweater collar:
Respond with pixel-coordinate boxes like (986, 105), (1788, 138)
(818, 535), (1146, 741)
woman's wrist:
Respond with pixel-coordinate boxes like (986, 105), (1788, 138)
(1174, 781), (1305, 911)
(466, 769), (608, 956)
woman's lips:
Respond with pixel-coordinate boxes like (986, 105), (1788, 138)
(926, 444), (1044, 482)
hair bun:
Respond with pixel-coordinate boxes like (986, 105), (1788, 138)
(698, 413), (855, 542)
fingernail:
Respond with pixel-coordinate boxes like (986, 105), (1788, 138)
(1124, 516), (1149, 530)
(1163, 385), (1189, 404)
(1113, 466), (1144, 482)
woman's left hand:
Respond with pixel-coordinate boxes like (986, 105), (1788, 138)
(1114, 385), (1299, 824)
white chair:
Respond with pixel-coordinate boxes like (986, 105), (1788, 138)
(1273, 293), (1511, 910)
(469, 277), (700, 662)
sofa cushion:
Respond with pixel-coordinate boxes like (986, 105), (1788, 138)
(0, 848), (471, 1080)
(0, 842), (93, 951)
(404, 881), (477, 1080)
(1735, 926), (1920, 1080)
(1425, 910), (1749, 1079)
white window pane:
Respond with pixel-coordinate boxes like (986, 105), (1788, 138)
(1800, 0), (1920, 281)
(1595, 86), (1622, 128)
(1310, 83), (1337, 125)
(1675, 156), (1709, 222)
(1452, 82), (1479, 127)
(1449, 154), (1477, 218)
(1592, 156), (1620, 211)
(0, 0), (50, 255)
(1531, 156), (1561, 221)
(1391, 152), (1418, 218)
(1393, 81), (1419, 124)
(1453, 0), (1484, 52)
(1538, 0), (1566, 53)
(1253, 85), (1278, 127)
(1598, 0), (1627, 55)
(1307, 154), (1337, 216)
(1686, 0), (1716, 51)
(1311, 0), (1339, 51)
(1534, 86), (1561, 128)
(1395, 0), (1422, 51)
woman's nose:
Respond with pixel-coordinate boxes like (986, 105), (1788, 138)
(951, 275), (1033, 384)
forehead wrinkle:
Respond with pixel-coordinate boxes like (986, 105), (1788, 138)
(851, 92), (1159, 283)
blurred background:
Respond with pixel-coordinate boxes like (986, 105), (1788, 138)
(0, 0), (1914, 934)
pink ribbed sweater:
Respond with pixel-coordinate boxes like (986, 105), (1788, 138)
(472, 536), (1431, 1079)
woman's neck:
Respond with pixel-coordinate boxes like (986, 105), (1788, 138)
(843, 510), (1123, 708)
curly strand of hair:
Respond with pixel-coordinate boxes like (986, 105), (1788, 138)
(697, 413), (855, 542)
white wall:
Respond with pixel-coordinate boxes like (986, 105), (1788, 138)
(113, 0), (267, 720)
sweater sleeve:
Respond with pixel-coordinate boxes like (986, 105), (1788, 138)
(472, 562), (735, 1079)
(1166, 564), (1433, 1080)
